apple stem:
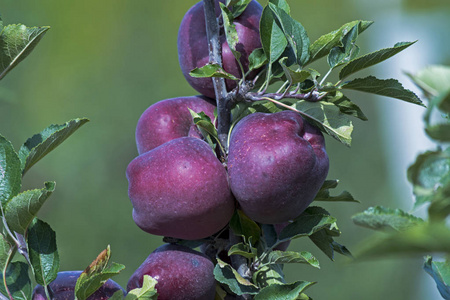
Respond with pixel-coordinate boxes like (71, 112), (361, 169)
(203, 0), (231, 153)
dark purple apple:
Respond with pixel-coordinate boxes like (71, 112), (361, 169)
(127, 136), (235, 239)
(32, 271), (124, 300)
(227, 111), (329, 224)
(178, 0), (263, 98)
(127, 244), (215, 300)
(135, 96), (216, 155)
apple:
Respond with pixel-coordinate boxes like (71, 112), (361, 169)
(227, 111), (329, 224)
(135, 95), (216, 155)
(32, 271), (124, 300)
(177, 0), (263, 98)
(127, 136), (235, 239)
(127, 244), (215, 300)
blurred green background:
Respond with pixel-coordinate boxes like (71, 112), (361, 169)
(0, 0), (449, 299)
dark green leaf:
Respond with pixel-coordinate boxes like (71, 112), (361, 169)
(339, 41), (416, 80)
(341, 76), (424, 106)
(0, 261), (31, 300)
(426, 123), (450, 142)
(27, 218), (59, 287)
(189, 109), (220, 152)
(424, 256), (450, 300)
(227, 0), (252, 18)
(260, 6), (288, 64)
(19, 118), (89, 175)
(325, 91), (368, 121)
(109, 290), (125, 300)
(253, 263), (285, 288)
(189, 64), (239, 80)
(327, 24), (360, 69)
(309, 229), (352, 261)
(0, 233), (12, 272)
(352, 206), (424, 232)
(125, 275), (158, 300)
(308, 20), (373, 64)
(254, 281), (316, 300)
(261, 224), (278, 249)
(0, 134), (22, 208)
(248, 48), (268, 71)
(407, 148), (450, 208)
(229, 209), (261, 242)
(269, 0), (290, 14)
(268, 4), (310, 66)
(75, 246), (125, 300)
(214, 259), (259, 296)
(290, 100), (354, 146)
(228, 242), (257, 259)
(278, 206), (337, 241)
(0, 24), (49, 80)
(314, 178), (359, 203)
(267, 250), (320, 268)
(4, 181), (55, 234)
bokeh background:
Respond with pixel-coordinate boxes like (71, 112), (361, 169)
(0, 0), (449, 299)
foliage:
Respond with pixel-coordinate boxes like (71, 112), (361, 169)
(352, 64), (450, 299)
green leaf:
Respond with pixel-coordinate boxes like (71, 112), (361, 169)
(0, 261), (31, 300)
(248, 48), (268, 71)
(75, 246), (125, 300)
(407, 148), (450, 208)
(125, 275), (158, 300)
(426, 123), (450, 142)
(18, 118), (89, 175)
(308, 20), (373, 64)
(290, 100), (354, 146)
(278, 206), (338, 241)
(406, 65), (450, 98)
(267, 250), (320, 268)
(268, 4), (310, 66)
(109, 290), (126, 300)
(341, 76), (424, 106)
(325, 91), (368, 121)
(227, 0), (252, 18)
(254, 281), (315, 300)
(189, 63), (239, 80)
(278, 58), (310, 85)
(424, 256), (450, 300)
(4, 181), (55, 234)
(314, 179), (359, 203)
(328, 23), (360, 69)
(253, 263), (285, 288)
(352, 206), (425, 232)
(0, 134), (22, 208)
(228, 242), (257, 259)
(0, 24), (50, 80)
(0, 233), (13, 273)
(269, 0), (290, 15)
(229, 209), (261, 242)
(189, 109), (220, 153)
(214, 258), (259, 296)
(339, 41), (416, 80)
(27, 218), (59, 287)
(260, 5), (288, 64)
(309, 230), (352, 261)
(220, 3), (242, 72)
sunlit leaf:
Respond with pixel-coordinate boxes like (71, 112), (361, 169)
(214, 258), (259, 296)
(125, 275), (158, 300)
(254, 281), (315, 300)
(267, 250), (320, 268)
(189, 64), (239, 80)
(0, 134), (21, 208)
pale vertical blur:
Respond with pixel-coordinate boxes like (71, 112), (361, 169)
(0, 1), (448, 299)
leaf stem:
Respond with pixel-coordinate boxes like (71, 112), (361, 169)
(203, 0), (231, 153)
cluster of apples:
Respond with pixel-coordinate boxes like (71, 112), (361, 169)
(123, 0), (330, 299)
(31, 1), (329, 299)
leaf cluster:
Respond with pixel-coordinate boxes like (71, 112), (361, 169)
(351, 65), (450, 299)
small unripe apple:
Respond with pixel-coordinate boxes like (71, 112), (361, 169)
(127, 244), (215, 300)
(135, 95), (216, 154)
(178, 0), (263, 98)
(228, 111), (329, 224)
(127, 137), (235, 239)
(32, 271), (124, 300)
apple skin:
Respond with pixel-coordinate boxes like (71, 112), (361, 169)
(177, 0), (263, 98)
(127, 136), (235, 239)
(227, 111), (329, 224)
(32, 271), (125, 300)
(127, 244), (215, 300)
(135, 96), (216, 155)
